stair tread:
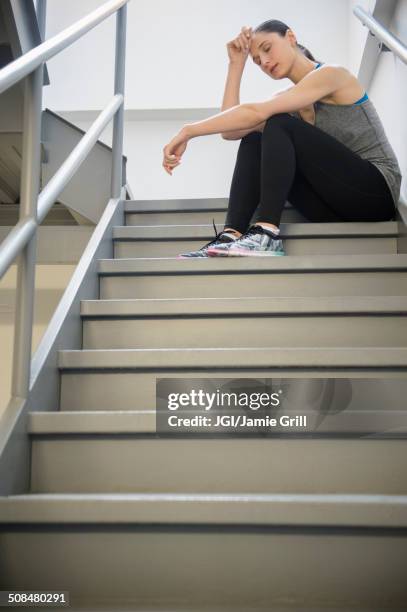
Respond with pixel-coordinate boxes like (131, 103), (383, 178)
(27, 409), (407, 435)
(114, 221), (398, 239)
(98, 253), (407, 275)
(80, 295), (407, 316)
(124, 198), (265, 213)
(58, 347), (407, 369)
(1, 492), (406, 526)
(29, 410), (156, 433)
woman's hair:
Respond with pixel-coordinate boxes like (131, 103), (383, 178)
(253, 19), (318, 62)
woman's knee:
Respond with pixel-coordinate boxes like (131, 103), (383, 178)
(265, 112), (293, 126)
(263, 113), (296, 135)
(240, 131), (262, 145)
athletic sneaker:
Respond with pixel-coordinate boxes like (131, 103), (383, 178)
(177, 219), (238, 258)
(207, 224), (285, 257)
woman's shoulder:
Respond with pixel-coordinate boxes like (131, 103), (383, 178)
(314, 63), (366, 105)
(315, 63), (354, 81)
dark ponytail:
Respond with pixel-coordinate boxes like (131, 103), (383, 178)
(296, 43), (317, 61)
(253, 19), (319, 63)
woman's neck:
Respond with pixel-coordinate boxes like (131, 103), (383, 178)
(287, 55), (318, 84)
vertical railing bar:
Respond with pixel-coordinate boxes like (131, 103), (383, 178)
(11, 63), (44, 398)
(111, 4), (127, 199)
(36, 0), (47, 41)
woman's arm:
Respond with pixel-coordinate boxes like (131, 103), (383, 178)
(221, 62), (264, 140)
(162, 67), (348, 172)
(184, 66), (347, 140)
(222, 86), (297, 141)
(222, 86), (296, 140)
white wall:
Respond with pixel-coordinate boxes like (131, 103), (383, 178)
(70, 116), (245, 199)
(43, 0), (350, 110)
(45, 0), (350, 199)
(41, 1), (407, 202)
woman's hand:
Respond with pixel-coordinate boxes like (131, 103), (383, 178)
(162, 128), (190, 175)
(226, 26), (253, 67)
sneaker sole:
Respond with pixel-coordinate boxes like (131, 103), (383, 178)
(177, 255), (209, 259)
(207, 247), (285, 257)
(178, 241), (237, 258)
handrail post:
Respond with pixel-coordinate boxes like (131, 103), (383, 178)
(11, 63), (43, 398)
(111, 3), (127, 199)
(36, 0), (47, 41)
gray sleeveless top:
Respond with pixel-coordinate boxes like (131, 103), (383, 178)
(292, 94), (402, 206)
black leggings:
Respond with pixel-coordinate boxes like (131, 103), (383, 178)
(224, 112), (396, 233)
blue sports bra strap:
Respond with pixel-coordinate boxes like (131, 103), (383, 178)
(354, 92), (369, 105)
(314, 63), (368, 105)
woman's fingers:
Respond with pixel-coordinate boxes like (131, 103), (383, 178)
(240, 26), (252, 49)
(165, 157), (180, 167)
(229, 26), (252, 53)
(234, 33), (245, 51)
(163, 158), (181, 174)
(163, 157), (178, 174)
(241, 35), (250, 52)
(239, 32), (249, 49)
(162, 135), (188, 173)
(238, 35), (246, 50)
(232, 37), (242, 51)
(234, 35), (250, 54)
(163, 152), (179, 166)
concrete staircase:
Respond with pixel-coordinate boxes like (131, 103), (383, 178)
(1, 198), (407, 611)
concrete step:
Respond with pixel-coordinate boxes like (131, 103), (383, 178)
(58, 348), (407, 411)
(59, 347), (407, 370)
(80, 295), (407, 349)
(113, 222), (398, 257)
(1, 493), (406, 609)
(124, 198), (307, 225)
(98, 254), (407, 299)
(27, 409), (407, 436)
(2, 491), (407, 526)
(28, 412), (407, 494)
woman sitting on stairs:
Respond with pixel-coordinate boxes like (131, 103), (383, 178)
(162, 19), (401, 258)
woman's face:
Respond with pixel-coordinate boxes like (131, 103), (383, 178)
(250, 30), (297, 79)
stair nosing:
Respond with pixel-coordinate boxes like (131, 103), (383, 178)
(98, 253), (407, 275)
(113, 222), (398, 241)
(57, 347), (407, 370)
(27, 409), (407, 435)
(1, 492), (406, 527)
(80, 295), (407, 317)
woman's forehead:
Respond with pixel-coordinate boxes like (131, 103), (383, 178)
(250, 32), (274, 56)
(250, 32), (281, 49)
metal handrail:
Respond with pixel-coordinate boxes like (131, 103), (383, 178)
(353, 5), (407, 65)
(0, 0), (128, 94)
(0, 0), (129, 400)
(0, 94), (123, 276)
